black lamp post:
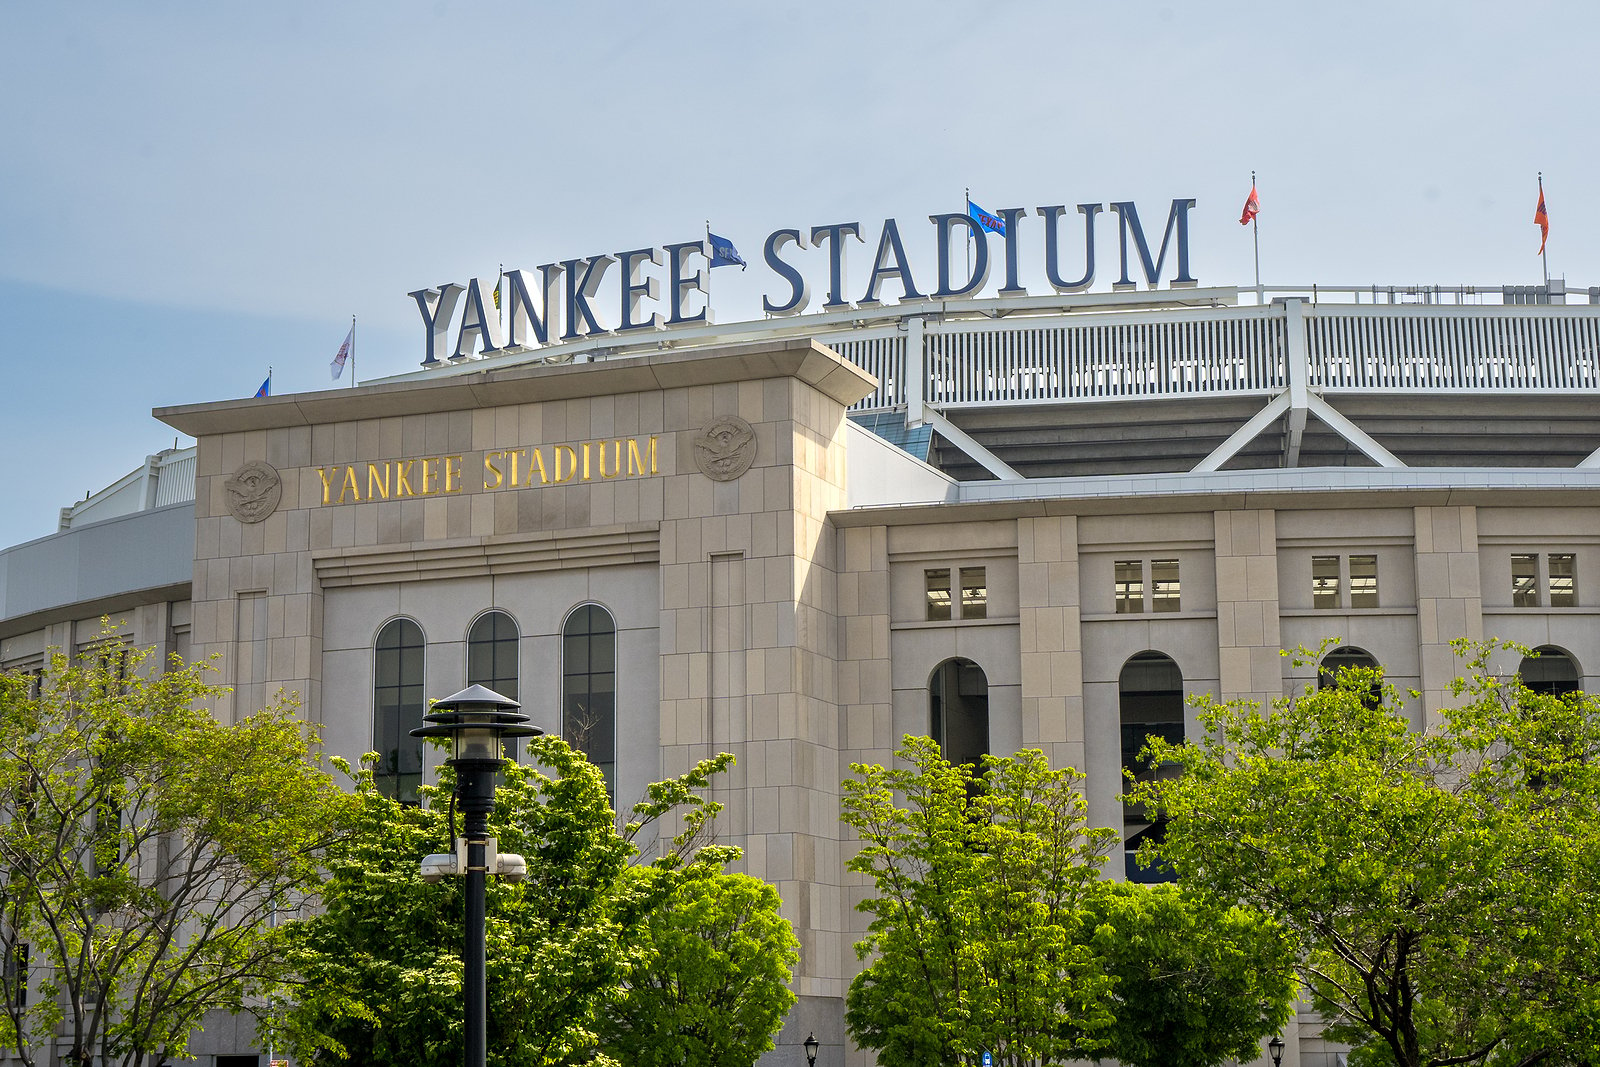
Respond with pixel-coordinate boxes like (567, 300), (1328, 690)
(1269, 1035), (1286, 1067)
(411, 684), (541, 1067)
(804, 1033), (819, 1067)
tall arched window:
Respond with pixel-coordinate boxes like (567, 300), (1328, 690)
(1519, 646), (1581, 696)
(1120, 651), (1183, 883)
(374, 618), (425, 804)
(1318, 646), (1383, 708)
(563, 605), (616, 800)
(929, 658), (989, 770)
(467, 610), (521, 760)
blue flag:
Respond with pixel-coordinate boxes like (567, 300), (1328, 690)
(967, 200), (1005, 236)
(254, 376), (270, 398)
(708, 231), (747, 270)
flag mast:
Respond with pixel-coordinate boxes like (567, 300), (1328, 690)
(350, 315), (357, 388)
(1538, 172), (1549, 288)
(1251, 171), (1261, 301)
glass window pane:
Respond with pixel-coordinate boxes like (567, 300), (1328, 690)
(1115, 561), (1144, 614)
(1512, 554), (1539, 607)
(960, 567), (987, 620)
(1312, 556), (1341, 609)
(1549, 553), (1576, 607)
(1151, 559), (1180, 613)
(925, 569), (952, 622)
(1349, 555), (1378, 608)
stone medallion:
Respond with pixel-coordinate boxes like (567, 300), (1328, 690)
(224, 460), (283, 523)
(693, 416), (758, 482)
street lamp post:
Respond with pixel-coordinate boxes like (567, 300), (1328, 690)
(804, 1032), (819, 1067)
(411, 684), (541, 1067)
(1269, 1035), (1286, 1067)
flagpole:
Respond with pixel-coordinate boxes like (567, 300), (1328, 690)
(350, 316), (357, 388)
(1538, 173), (1549, 289)
(964, 187), (971, 283)
(1251, 171), (1262, 303)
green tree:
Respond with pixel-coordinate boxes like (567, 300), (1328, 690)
(0, 634), (353, 1067)
(1130, 641), (1600, 1067)
(602, 865), (798, 1067)
(842, 736), (1119, 1067)
(273, 740), (795, 1067)
(1080, 882), (1296, 1067)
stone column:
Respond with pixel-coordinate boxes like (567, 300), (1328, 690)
(1214, 509), (1283, 705)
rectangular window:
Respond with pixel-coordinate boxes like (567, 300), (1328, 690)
(1512, 553), (1539, 607)
(1115, 561), (1144, 614)
(959, 567), (988, 620)
(1151, 559), (1180, 613)
(1312, 556), (1341, 608)
(1349, 555), (1378, 608)
(925, 569), (952, 621)
(1549, 553), (1576, 607)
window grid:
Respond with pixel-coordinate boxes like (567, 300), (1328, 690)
(1511, 553), (1540, 607)
(1312, 556), (1341, 609)
(924, 569), (952, 621)
(563, 605), (617, 803)
(373, 618), (425, 804)
(467, 610), (521, 761)
(1151, 559), (1181, 613)
(1114, 561), (1145, 614)
(1348, 555), (1379, 608)
(960, 567), (988, 620)
(1549, 553), (1577, 607)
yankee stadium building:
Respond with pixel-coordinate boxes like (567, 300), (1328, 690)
(4, 197), (1599, 1066)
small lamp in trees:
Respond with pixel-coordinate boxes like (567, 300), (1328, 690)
(1269, 1035), (1285, 1067)
(410, 685), (541, 1067)
(804, 1032), (819, 1067)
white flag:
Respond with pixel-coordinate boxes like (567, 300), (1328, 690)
(330, 326), (354, 380)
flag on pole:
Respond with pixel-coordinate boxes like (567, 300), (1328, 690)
(967, 200), (1005, 236)
(1239, 183), (1260, 226)
(254, 375), (270, 398)
(1534, 183), (1550, 255)
(708, 231), (747, 270)
(330, 325), (354, 380)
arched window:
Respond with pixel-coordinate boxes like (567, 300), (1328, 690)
(374, 618), (425, 804)
(563, 605), (616, 800)
(929, 658), (989, 770)
(1519, 646), (1581, 696)
(1120, 651), (1183, 883)
(467, 610), (521, 760)
(1318, 646), (1383, 708)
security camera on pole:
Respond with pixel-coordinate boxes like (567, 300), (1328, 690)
(411, 684), (542, 1067)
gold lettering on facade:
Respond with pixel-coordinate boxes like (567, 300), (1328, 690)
(339, 466), (360, 503)
(312, 436), (662, 505)
(367, 463), (389, 500)
(554, 445), (578, 484)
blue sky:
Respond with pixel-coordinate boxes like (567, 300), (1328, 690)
(3, 1), (1594, 548)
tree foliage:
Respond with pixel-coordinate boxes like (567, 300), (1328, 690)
(273, 740), (796, 1067)
(1081, 882), (1295, 1067)
(0, 633), (354, 1067)
(1131, 640), (1600, 1067)
(842, 737), (1119, 1067)
(602, 865), (798, 1067)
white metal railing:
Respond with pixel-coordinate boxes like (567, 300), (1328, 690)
(1305, 305), (1600, 392)
(837, 301), (1600, 412)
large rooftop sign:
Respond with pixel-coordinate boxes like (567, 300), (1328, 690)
(409, 199), (1198, 368)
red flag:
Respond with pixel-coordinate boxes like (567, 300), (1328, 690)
(1239, 183), (1259, 226)
(1534, 186), (1549, 255)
